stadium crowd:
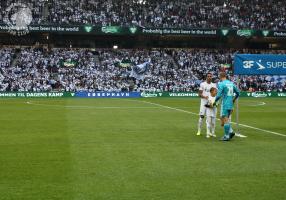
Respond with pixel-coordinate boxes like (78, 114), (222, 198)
(0, 0), (286, 30)
(0, 47), (285, 92)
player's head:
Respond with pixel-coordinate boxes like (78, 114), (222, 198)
(210, 87), (217, 97)
(206, 72), (213, 83)
(219, 72), (227, 81)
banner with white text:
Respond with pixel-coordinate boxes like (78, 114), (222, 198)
(234, 54), (286, 75)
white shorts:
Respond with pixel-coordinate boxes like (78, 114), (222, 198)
(199, 103), (207, 116)
(206, 107), (217, 118)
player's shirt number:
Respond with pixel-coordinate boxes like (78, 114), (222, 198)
(227, 86), (233, 97)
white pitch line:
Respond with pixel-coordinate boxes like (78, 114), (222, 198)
(136, 100), (286, 138)
(236, 123), (286, 137)
(26, 99), (285, 138)
(248, 102), (266, 107)
(26, 101), (160, 109)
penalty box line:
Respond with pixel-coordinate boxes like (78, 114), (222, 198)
(133, 100), (286, 138)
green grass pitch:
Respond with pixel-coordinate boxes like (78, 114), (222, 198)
(0, 98), (285, 200)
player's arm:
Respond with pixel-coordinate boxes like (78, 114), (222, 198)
(214, 85), (223, 105)
(232, 85), (240, 103)
(198, 84), (208, 100)
(199, 90), (208, 100)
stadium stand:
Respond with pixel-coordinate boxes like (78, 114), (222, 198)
(0, 47), (285, 92)
(1, 0), (286, 29)
(0, 1), (285, 92)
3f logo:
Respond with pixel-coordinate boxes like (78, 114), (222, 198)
(243, 61), (254, 69)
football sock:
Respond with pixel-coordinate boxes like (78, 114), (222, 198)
(206, 117), (211, 134)
(198, 117), (203, 132)
(224, 123), (231, 138)
(211, 117), (216, 134)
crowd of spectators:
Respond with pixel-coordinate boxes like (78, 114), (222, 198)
(0, 0), (285, 30)
(0, 47), (285, 92)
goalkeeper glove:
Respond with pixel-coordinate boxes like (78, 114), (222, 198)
(212, 101), (217, 107)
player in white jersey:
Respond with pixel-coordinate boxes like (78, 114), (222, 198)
(205, 87), (217, 138)
(196, 73), (216, 136)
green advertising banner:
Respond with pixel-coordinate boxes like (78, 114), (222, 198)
(0, 24), (139, 35)
(0, 23), (286, 38)
(0, 92), (75, 98)
(141, 92), (286, 98)
(142, 28), (218, 36)
(0, 91), (285, 98)
(142, 28), (286, 38)
(141, 92), (199, 98)
(241, 92), (286, 98)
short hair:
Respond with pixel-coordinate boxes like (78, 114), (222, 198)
(219, 72), (227, 78)
(206, 72), (212, 79)
(210, 87), (217, 93)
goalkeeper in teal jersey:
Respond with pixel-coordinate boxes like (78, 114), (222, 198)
(214, 72), (240, 141)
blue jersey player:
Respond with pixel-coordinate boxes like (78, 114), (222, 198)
(214, 72), (240, 141)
